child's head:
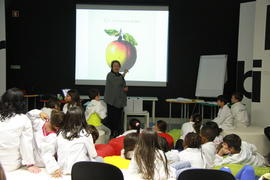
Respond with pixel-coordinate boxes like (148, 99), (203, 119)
(200, 125), (217, 143)
(61, 106), (90, 140)
(231, 92), (243, 104)
(262, 173), (270, 180)
(222, 134), (242, 154)
(50, 110), (65, 131)
(65, 89), (81, 106)
(155, 120), (167, 133)
(123, 133), (139, 160)
(129, 119), (141, 133)
(0, 163), (6, 180)
(46, 96), (61, 110)
(216, 95), (228, 107)
(88, 125), (99, 144)
(0, 88), (26, 120)
(184, 132), (202, 149)
(88, 89), (100, 101)
(158, 136), (169, 153)
(190, 113), (202, 134)
(205, 121), (223, 137)
(135, 128), (169, 180)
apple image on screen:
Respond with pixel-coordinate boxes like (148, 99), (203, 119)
(105, 29), (138, 72)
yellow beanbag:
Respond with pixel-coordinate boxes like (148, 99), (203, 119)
(104, 156), (131, 169)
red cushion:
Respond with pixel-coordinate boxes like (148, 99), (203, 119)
(95, 144), (116, 158)
(108, 136), (125, 156)
(158, 133), (174, 148)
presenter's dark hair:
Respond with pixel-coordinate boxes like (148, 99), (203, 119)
(217, 95), (228, 104)
(111, 60), (121, 68)
(232, 92), (244, 101)
(0, 88), (27, 121)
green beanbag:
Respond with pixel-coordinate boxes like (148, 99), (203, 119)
(213, 164), (270, 176)
(168, 129), (182, 144)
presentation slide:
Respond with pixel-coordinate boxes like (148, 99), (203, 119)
(75, 5), (169, 86)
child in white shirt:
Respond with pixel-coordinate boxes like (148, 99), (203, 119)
(177, 132), (206, 168)
(215, 134), (265, 167)
(128, 128), (176, 180)
(0, 88), (40, 173)
(181, 113), (202, 140)
(85, 89), (111, 143)
(41, 96), (61, 119)
(57, 106), (98, 174)
(119, 119), (143, 137)
(200, 125), (217, 168)
(63, 89), (82, 114)
(204, 121), (223, 147)
(213, 95), (234, 130)
(231, 92), (250, 128)
(27, 109), (64, 177)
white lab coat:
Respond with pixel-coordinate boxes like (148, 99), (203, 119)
(214, 141), (265, 167)
(27, 109), (59, 174)
(181, 122), (196, 140)
(57, 130), (97, 174)
(201, 142), (217, 168)
(40, 107), (53, 119)
(231, 102), (250, 128)
(165, 150), (181, 165)
(178, 148), (206, 168)
(85, 100), (107, 120)
(118, 129), (143, 137)
(128, 150), (176, 180)
(0, 114), (35, 172)
(213, 104), (234, 130)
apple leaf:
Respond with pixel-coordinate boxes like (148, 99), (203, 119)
(123, 33), (138, 46)
(104, 29), (120, 36)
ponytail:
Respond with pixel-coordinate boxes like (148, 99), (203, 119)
(129, 119), (141, 134)
(191, 114), (202, 134)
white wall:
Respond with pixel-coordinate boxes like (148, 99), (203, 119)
(237, 2), (256, 114)
(251, 0), (270, 127)
(0, 0), (6, 96)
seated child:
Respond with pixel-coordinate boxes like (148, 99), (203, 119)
(27, 109), (64, 177)
(0, 88), (40, 173)
(213, 95), (234, 130)
(63, 89), (82, 114)
(85, 89), (111, 144)
(119, 119), (142, 137)
(57, 106), (98, 174)
(231, 92), (250, 127)
(154, 120), (174, 148)
(200, 125), (217, 168)
(177, 132), (206, 168)
(215, 134), (265, 167)
(41, 96), (61, 119)
(175, 113), (202, 150)
(121, 133), (139, 160)
(104, 133), (139, 169)
(181, 113), (202, 140)
(204, 121), (223, 147)
(128, 128), (176, 180)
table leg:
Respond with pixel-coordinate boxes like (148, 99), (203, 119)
(184, 104), (187, 119)
(152, 101), (156, 123)
(201, 105), (204, 120)
(169, 102), (172, 119)
(26, 97), (29, 111)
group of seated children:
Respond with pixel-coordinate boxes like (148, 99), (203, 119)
(0, 88), (101, 177)
(212, 92), (250, 130)
(0, 88), (267, 180)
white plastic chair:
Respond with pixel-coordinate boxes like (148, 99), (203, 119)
(124, 97), (150, 131)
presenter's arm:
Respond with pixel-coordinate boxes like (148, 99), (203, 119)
(123, 69), (129, 77)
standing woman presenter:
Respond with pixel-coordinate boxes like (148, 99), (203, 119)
(104, 60), (128, 137)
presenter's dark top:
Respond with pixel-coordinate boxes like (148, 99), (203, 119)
(104, 71), (127, 109)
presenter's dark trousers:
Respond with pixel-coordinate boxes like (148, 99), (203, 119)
(106, 104), (124, 137)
